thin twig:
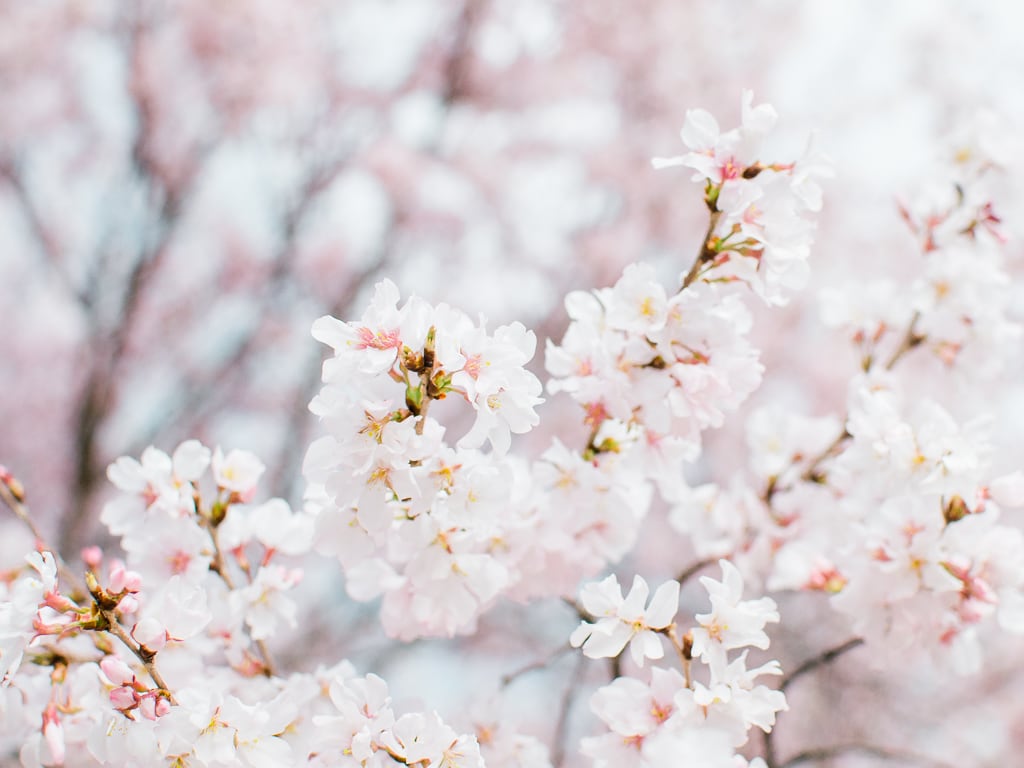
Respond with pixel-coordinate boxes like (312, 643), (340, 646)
(780, 638), (863, 693)
(884, 310), (924, 370)
(676, 557), (717, 587)
(206, 521), (278, 677)
(0, 481), (86, 597)
(798, 428), (851, 484)
(681, 210), (723, 290)
(95, 604), (177, 704)
(552, 653), (585, 768)
(501, 644), (573, 688)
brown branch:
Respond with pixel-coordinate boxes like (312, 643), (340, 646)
(205, 520), (277, 678)
(681, 210), (723, 290)
(675, 557), (717, 587)
(96, 603), (177, 704)
(798, 427), (851, 485)
(500, 643), (573, 688)
(779, 637), (863, 693)
(884, 310), (924, 370)
(0, 159), (88, 308)
(440, 0), (482, 108)
(60, 18), (212, 557)
(0, 479), (87, 598)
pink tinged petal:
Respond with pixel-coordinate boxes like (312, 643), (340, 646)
(681, 108), (720, 151)
(139, 696), (158, 720)
(100, 657), (135, 687)
(110, 686), (136, 710)
(42, 705), (65, 766)
(132, 617), (167, 653)
(644, 581), (680, 629)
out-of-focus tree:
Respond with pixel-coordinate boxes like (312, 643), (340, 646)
(1, 0), (812, 557)
(5, 2), (1024, 766)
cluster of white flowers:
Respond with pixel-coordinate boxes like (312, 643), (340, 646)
(653, 90), (827, 306)
(821, 128), (1020, 378)
(18, 94), (1024, 768)
(524, 93), (828, 601)
(0, 441), (499, 767)
(572, 562), (785, 768)
(825, 380), (1024, 673)
(305, 279), (544, 639)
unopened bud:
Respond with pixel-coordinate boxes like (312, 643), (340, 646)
(742, 163), (764, 179)
(81, 546), (103, 570)
(132, 617), (167, 653)
(944, 495), (970, 524)
(0, 465), (25, 502)
(681, 631), (693, 661)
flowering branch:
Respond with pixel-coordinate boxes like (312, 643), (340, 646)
(500, 643), (574, 688)
(84, 572), (177, 704)
(681, 208), (724, 290)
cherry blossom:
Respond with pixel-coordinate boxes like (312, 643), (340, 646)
(570, 575), (680, 667)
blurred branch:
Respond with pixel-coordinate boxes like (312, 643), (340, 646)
(676, 557), (717, 587)
(440, 0), (483, 108)
(780, 638), (863, 693)
(60, 15), (211, 557)
(0, 475), (85, 596)
(500, 643), (573, 688)
(0, 158), (89, 308)
(552, 653), (585, 768)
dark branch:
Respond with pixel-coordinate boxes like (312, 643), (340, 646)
(780, 638), (863, 693)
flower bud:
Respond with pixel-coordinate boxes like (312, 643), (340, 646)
(100, 656), (135, 686)
(109, 686), (136, 710)
(81, 546), (103, 570)
(132, 617), (167, 653)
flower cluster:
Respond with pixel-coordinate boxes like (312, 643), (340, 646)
(0, 444), (496, 767)
(305, 280), (544, 638)
(527, 93), (827, 599)
(821, 129), (1020, 378)
(573, 562), (785, 768)
(653, 90), (827, 306)
(19, 93), (1024, 768)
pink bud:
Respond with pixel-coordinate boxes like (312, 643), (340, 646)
(109, 686), (136, 710)
(132, 617), (167, 653)
(139, 695), (158, 720)
(154, 697), (172, 717)
(81, 546), (103, 569)
(109, 561), (142, 594)
(116, 594), (140, 614)
(100, 656), (135, 687)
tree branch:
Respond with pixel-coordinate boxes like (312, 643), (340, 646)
(780, 638), (863, 693)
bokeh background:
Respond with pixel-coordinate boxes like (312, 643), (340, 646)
(3, 1), (1024, 765)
